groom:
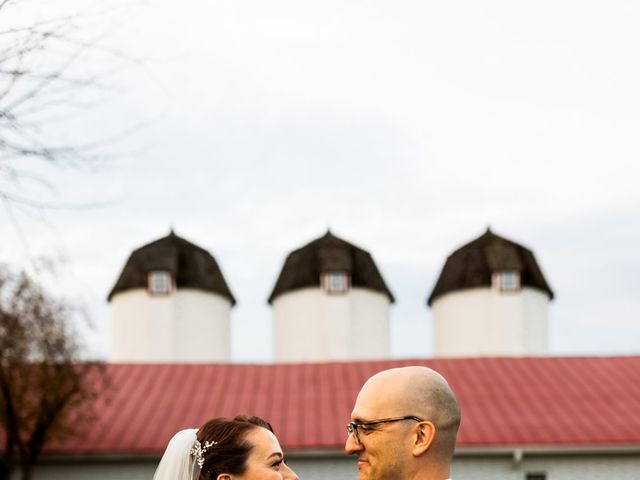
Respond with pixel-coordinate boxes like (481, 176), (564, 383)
(345, 366), (461, 480)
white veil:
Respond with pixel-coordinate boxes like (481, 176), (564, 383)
(153, 428), (201, 480)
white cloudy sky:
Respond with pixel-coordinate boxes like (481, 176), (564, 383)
(3, 0), (639, 361)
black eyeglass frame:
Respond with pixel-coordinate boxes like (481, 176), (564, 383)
(346, 415), (423, 443)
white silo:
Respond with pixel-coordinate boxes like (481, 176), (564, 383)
(108, 231), (235, 362)
(269, 230), (394, 362)
(428, 228), (554, 357)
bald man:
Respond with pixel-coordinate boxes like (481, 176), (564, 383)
(345, 366), (461, 480)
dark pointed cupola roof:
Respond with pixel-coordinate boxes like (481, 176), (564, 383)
(427, 228), (554, 306)
(268, 230), (394, 304)
(108, 230), (235, 304)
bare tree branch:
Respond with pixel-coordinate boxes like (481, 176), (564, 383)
(0, 1), (142, 223)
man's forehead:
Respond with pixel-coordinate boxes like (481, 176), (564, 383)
(351, 368), (430, 418)
(351, 375), (403, 419)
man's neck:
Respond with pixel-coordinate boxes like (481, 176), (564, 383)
(408, 464), (451, 480)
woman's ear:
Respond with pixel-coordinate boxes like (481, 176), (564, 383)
(217, 474), (232, 480)
(412, 421), (436, 457)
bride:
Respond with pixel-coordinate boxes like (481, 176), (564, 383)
(153, 415), (299, 480)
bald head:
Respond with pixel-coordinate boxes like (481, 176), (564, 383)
(355, 366), (461, 460)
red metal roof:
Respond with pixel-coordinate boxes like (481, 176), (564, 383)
(50, 356), (640, 455)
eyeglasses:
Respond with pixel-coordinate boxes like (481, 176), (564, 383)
(346, 416), (423, 444)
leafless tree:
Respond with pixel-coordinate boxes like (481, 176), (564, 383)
(0, 264), (106, 480)
(0, 0), (134, 216)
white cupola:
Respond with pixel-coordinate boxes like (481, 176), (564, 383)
(268, 230), (394, 362)
(428, 228), (554, 357)
(108, 230), (235, 362)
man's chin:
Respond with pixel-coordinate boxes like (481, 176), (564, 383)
(357, 465), (371, 480)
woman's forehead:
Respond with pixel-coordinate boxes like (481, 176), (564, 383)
(246, 427), (282, 458)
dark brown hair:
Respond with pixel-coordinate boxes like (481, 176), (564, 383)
(196, 417), (261, 480)
(233, 415), (274, 433)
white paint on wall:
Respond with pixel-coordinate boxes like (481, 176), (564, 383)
(272, 287), (390, 362)
(110, 288), (231, 362)
(451, 453), (640, 480)
(28, 451), (640, 480)
(432, 287), (549, 357)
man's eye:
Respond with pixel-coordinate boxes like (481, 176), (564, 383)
(360, 424), (375, 433)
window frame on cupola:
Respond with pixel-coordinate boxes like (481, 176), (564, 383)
(321, 271), (350, 294)
(147, 270), (173, 295)
(492, 270), (521, 293)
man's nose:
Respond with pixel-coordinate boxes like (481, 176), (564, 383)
(345, 430), (362, 454)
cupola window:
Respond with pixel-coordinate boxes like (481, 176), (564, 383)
(321, 271), (350, 294)
(492, 270), (520, 292)
(148, 271), (172, 295)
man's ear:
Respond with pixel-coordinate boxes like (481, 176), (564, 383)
(412, 421), (436, 457)
(217, 474), (232, 480)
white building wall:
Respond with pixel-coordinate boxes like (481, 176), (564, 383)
(110, 288), (231, 362)
(432, 287), (549, 357)
(27, 451), (640, 480)
(173, 289), (231, 361)
(111, 289), (173, 362)
(272, 287), (389, 362)
(522, 291), (549, 353)
(451, 453), (640, 480)
(349, 289), (390, 359)
(272, 288), (327, 362)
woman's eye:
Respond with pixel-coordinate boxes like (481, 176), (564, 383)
(272, 460), (283, 470)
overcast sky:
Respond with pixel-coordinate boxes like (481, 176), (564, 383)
(3, 0), (639, 361)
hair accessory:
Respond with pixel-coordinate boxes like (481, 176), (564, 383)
(189, 439), (218, 467)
